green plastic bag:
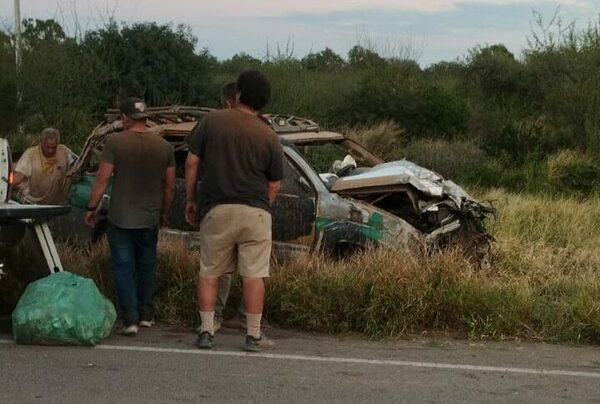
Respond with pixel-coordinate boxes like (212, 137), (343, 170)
(12, 272), (116, 345)
(70, 175), (113, 209)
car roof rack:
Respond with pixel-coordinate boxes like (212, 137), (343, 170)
(104, 106), (214, 123)
(263, 114), (320, 134)
(103, 107), (320, 134)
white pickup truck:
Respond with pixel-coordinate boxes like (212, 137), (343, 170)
(0, 138), (70, 282)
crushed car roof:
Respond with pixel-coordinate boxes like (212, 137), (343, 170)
(279, 131), (345, 145)
(102, 106), (337, 145)
(68, 107), (333, 176)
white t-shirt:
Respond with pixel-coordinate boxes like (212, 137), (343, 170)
(15, 144), (73, 204)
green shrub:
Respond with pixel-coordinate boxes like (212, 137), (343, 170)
(419, 85), (469, 137)
(547, 150), (600, 195)
(481, 116), (573, 163)
(456, 159), (506, 189)
(0, 32), (16, 134)
(265, 65), (361, 127)
(343, 67), (469, 138)
(403, 138), (486, 178)
(466, 44), (526, 98)
(458, 159), (560, 194)
(523, 16), (600, 156)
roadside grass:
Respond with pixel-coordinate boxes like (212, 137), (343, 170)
(58, 189), (600, 343)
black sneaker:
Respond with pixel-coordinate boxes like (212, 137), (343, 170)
(196, 331), (214, 350)
(244, 335), (274, 352)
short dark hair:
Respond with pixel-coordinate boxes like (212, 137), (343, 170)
(221, 82), (237, 102)
(236, 70), (271, 111)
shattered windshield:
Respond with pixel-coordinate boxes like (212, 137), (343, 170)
(299, 140), (382, 175)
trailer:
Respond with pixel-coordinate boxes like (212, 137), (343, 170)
(0, 138), (70, 285)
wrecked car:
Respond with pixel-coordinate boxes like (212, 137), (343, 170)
(59, 106), (493, 264)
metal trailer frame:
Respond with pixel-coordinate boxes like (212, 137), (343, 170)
(30, 220), (63, 273)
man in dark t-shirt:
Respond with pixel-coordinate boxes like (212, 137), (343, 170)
(85, 97), (176, 336)
(213, 82), (246, 332)
(185, 70), (284, 352)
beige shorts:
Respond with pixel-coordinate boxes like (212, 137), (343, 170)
(199, 204), (272, 279)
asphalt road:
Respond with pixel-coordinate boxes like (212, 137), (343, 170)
(1, 325), (600, 404)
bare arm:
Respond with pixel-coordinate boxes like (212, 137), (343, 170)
(268, 180), (281, 206)
(12, 149), (31, 187)
(12, 172), (26, 187)
(184, 152), (200, 226)
(161, 166), (176, 225)
(84, 162), (114, 226)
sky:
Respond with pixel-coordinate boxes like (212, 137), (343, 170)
(0, 0), (598, 65)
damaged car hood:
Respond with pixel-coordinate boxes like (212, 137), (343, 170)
(331, 160), (473, 203)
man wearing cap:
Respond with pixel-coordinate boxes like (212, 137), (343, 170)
(13, 128), (75, 204)
(85, 97), (176, 336)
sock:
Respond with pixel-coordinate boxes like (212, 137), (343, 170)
(246, 313), (262, 339)
(199, 311), (215, 335)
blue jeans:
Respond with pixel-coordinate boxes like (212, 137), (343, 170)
(107, 224), (159, 326)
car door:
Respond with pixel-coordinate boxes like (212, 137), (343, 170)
(271, 154), (317, 260)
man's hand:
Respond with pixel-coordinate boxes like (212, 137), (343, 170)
(185, 201), (197, 227)
(268, 180), (281, 206)
(160, 213), (169, 228)
(161, 166), (176, 227)
(86, 162), (114, 224)
(84, 211), (96, 227)
(12, 172), (26, 187)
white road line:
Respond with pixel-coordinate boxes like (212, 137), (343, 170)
(2, 338), (600, 379)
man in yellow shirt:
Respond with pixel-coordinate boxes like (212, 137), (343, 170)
(13, 128), (74, 204)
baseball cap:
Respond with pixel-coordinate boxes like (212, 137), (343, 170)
(119, 97), (149, 120)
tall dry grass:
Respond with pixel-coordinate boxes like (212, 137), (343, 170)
(266, 189), (600, 342)
(60, 238), (201, 329)
(344, 121), (487, 179)
(55, 189), (600, 342)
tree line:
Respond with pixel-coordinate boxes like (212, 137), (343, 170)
(1, 17), (599, 194)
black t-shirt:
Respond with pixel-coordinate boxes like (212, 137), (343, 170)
(102, 130), (175, 229)
(187, 108), (285, 216)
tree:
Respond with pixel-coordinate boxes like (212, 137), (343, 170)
(0, 31), (16, 133)
(21, 19), (67, 48)
(301, 48), (345, 71)
(81, 22), (217, 107)
(344, 68), (468, 138)
(221, 53), (262, 74)
(17, 19), (87, 140)
(467, 44), (524, 97)
(348, 45), (385, 69)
